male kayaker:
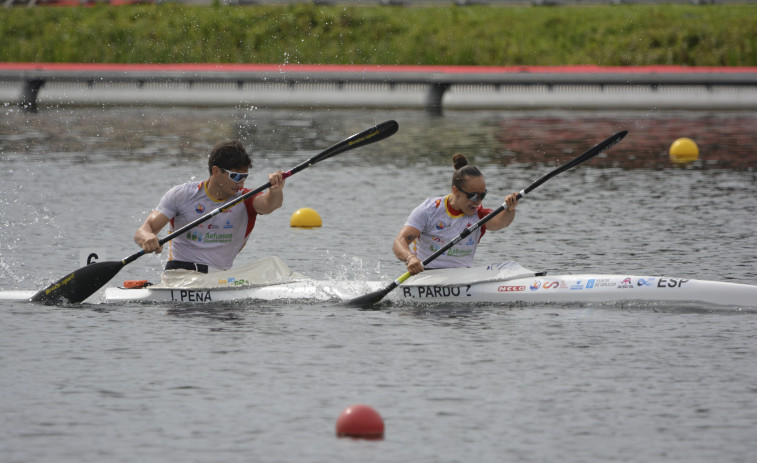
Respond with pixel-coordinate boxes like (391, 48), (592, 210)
(134, 140), (285, 273)
(393, 153), (519, 276)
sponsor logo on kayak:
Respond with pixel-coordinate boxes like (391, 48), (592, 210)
(618, 277), (635, 289)
(530, 281), (541, 291)
(402, 285), (472, 298)
(657, 278), (690, 288)
(586, 279), (596, 289)
(637, 278), (656, 287)
(570, 281), (585, 290)
(498, 285), (526, 292)
(542, 281), (563, 289)
(218, 277), (250, 286)
(594, 278), (615, 288)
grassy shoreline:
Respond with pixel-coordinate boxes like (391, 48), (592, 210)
(2, 4), (756, 66)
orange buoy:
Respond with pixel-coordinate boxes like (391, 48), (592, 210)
(335, 404), (384, 439)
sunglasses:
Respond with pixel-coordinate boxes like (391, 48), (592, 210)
(221, 168), (249, 183)
(456, 185), (487, 202)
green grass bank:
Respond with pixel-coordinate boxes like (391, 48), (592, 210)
(2, 4), (756, 66)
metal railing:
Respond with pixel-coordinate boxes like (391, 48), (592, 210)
(2, 64), (757, 112)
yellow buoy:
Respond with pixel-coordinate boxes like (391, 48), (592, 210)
(669, 137), (699, 164)
(290, 207), (322, 228)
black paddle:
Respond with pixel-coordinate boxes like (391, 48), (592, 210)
(31, 120), (399, 305)
(347, 130), (629, 309)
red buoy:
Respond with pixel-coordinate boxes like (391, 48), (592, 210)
(335, 404), (384, 439)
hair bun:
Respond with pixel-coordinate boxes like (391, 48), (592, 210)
(452, 153), (469, 170)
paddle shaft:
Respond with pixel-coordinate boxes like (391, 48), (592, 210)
(348, 130), (628, 308)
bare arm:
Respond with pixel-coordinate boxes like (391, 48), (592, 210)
(484, 192), (519, 231)
(253, 170), (286, 214)
(393, 225), (424, 275)
(134, 210), (171, 254)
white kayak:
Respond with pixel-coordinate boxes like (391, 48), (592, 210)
(99, 273), (757, 308)
(104, 260), (757, 308)
(3, 259), (756, 309)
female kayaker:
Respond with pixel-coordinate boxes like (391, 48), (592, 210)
(393, 153), (519, 275)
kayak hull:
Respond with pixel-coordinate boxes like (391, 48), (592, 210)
(398, 274), (757, 307)
(4, 270), (756, 308)
(99, 274), (757, 308)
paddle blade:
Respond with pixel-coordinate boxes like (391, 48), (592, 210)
(346, 282), (398, 309)
(30, 260), (125, 305)
(313, 120), (399, 164)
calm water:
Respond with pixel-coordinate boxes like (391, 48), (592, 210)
(1, 106), (756, 462)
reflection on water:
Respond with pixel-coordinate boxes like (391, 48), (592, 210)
(2, 107), (756, 170)
(496, 112), (757, 170)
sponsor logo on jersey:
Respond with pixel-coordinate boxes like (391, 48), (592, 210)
(187, 230), (202, 242)
(446, 248), (472, 257)
(196, 204), (205, 213)
(203, 232), (233, 244)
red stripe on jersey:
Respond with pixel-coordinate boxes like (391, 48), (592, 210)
(240, 188), (260, 238)
(476, 206), (492, 241)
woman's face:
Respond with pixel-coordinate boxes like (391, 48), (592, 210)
(452, 175), (487, 215)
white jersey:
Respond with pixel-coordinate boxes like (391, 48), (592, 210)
(405, 195), (492, 269)
(155, 181), (260, 271)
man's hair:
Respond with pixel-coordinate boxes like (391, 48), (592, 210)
(208, 140), (252, 175)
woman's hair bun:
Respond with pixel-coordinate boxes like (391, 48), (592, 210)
(452, 153), (469, 170)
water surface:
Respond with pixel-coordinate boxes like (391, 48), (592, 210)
(1, 107), (756, 463)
